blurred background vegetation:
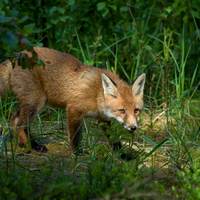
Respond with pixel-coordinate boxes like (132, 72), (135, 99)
(1, 0), (199, 84)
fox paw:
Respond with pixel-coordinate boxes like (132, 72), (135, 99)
(113, 142), (122, 151)
(120, 153), (133, 161)
(73, 148), (83, 155)
(34, 145), (48, 152)
(120, 150), (140, 161)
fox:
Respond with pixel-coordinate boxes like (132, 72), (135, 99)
(0, 47), (145, 154)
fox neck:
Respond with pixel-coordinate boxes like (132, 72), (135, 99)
(84, 93), (112, 122)
(85, 110), (117, 122)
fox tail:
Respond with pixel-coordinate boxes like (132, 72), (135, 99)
(0, 60), (12, 97)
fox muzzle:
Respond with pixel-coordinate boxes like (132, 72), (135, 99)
(128, 125), (137, 133)
(131, 126), (137, 131)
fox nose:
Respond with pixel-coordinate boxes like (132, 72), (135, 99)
(131, 126), (137, 131)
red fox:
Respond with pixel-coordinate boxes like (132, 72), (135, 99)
(0, 47), (145, 153)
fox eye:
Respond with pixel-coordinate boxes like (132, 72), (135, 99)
(119, 109), (126, 114)
(134, 109), (139, 114)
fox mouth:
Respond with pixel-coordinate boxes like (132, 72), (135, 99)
(127, 126), (137, 133)
(123, 124), (137, 133)
(124, 126), (137, 133)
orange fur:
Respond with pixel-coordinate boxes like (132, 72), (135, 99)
(0, 47), (145, 152)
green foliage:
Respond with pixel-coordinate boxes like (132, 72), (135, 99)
(0, 170), (35, 199)
(0, 0), (33, 58)
(172, 165), (200, 199)
(1, 0), (199, 84)
(0, 159), (162, 199)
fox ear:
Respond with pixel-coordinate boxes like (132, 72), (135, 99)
(102, 74), (119, 98)
(132, 73), (146, 97)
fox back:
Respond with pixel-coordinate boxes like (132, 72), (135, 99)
(0, 47), (145, 153)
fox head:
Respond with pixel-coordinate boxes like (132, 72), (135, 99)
(102, 73), (145, 133)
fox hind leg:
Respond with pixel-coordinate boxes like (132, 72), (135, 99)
(10, 108), (24, 146)
(10, 98), (47, 152)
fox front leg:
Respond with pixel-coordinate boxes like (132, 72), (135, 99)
(67, 105), (83, 153)
(100, 122), (122, 151)
(100, 122), (134, 161)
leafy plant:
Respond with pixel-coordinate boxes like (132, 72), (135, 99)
(173, 165), (200, 200)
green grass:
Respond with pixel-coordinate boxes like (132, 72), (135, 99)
(0, 88), (199, 199)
